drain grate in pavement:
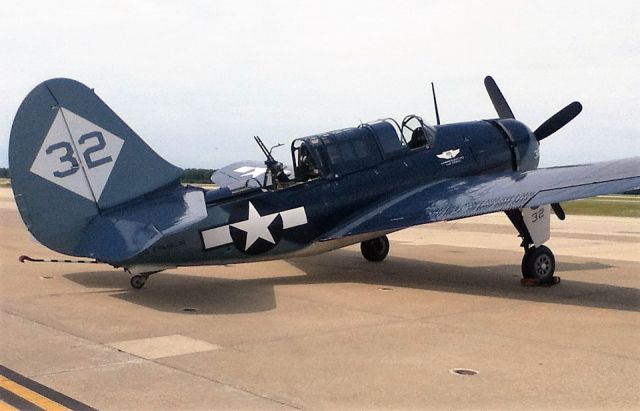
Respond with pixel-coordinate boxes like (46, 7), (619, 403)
(182, 307), (198, 312)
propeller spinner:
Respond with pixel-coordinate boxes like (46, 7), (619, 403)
(483, 76), (582, 220)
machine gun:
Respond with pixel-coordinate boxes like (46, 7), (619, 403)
(254, 136), (290, 186)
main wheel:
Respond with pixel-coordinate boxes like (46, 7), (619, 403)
(521, 245), (555, 282)
(360, 236), (390, 262)
(130, 275), (147, 289)
(521, 248), (535, 279)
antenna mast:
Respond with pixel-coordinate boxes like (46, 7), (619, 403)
(431, 82), (441, 125)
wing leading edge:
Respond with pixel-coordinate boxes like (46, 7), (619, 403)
(321, 157), (640, 240)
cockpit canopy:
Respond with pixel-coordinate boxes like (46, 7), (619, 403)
(292, 115), (435, 180)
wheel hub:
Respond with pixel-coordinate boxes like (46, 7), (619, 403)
(535, 256), (551, 275)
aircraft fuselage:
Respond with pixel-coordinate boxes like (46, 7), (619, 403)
(123, 118), (539, 270)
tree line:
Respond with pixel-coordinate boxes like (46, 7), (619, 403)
(0, 167), (214, 183)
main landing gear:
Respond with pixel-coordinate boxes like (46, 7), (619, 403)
(521, 245), (556, 283)
(505, 207), (559, 286)
(361, 235), (390, 262)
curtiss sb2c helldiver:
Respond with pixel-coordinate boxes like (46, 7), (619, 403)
(8, 76), (640, 289)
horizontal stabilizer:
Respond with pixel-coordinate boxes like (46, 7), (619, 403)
(75, 186), (207, 262)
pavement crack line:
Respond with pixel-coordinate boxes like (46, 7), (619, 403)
(153, 360), (302, 409)
(24, 359), (146, 379)
(0, 308), (111, 349)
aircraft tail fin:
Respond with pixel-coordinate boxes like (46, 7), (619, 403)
(9, 78), (185, 259)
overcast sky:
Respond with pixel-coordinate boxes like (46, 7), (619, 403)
(1, 0), (638, 169)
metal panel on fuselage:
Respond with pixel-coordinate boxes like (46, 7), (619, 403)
(435, 121), (514, 173)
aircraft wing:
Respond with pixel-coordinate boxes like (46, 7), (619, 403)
(211, 161), (267, 190)
(321, 157), (640, 240)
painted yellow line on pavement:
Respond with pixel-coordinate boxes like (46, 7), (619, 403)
(0, 380), (69, 411)
(0, 400), (17, 411)
(0, 365), (95, 411)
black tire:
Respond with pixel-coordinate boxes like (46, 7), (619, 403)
(130, 275), (146, 289)
(521, 249), (535, 278)
(360, 236), (390, 262)
(522, 245), (555, 282)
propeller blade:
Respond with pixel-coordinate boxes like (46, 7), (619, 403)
(484, 76), (515, 119)
(551, 203), (566, 221)
(534, 101), (582, 141)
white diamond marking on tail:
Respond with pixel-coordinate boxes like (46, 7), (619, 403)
(30, 108), (124, 202)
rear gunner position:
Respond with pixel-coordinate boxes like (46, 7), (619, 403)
(9, 76), (640, 288)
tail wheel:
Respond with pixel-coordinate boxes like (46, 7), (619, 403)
(130, 274), (147, 289)
(360, 236), (390, 262)
(521, 245), (555, 282)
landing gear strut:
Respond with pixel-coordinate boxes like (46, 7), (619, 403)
(361, 235), (390, 262)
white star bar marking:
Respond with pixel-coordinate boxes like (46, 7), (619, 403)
(230, 202), (277, 250)
(234, 166), (267, 178)
(200, 205), (307, 251)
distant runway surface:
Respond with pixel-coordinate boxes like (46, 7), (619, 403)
(0, 188), (638, 409)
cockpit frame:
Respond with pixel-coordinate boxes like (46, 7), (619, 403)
(289, 115), (436, 183)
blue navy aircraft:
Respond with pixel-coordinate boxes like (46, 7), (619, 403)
(9, 76), (640, 289)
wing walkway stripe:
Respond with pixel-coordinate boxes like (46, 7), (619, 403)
(0, 385), (46, 411)
(0, 365), (96, 411)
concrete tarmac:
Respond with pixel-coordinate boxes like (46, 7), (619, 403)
(0, 187), (638, 410)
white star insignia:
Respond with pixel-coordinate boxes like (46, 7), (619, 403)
(230, 202), (277, 250)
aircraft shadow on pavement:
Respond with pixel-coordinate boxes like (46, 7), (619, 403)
(64, 269), (278, 315)
(64, 249), (638, 315)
